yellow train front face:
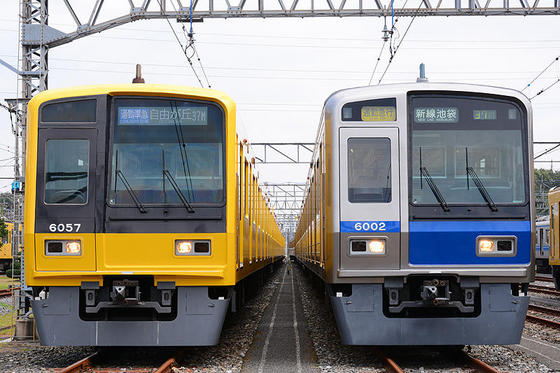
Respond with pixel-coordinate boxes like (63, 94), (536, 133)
(549, 188), (560, 266)
(25, 84), (240, 346)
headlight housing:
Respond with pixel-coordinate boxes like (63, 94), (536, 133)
(350, 239), (386, 255)
(45, 240), (82, 256)
(476, 236), (516, 256)
(175, 240), (211, 256)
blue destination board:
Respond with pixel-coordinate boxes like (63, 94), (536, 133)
(118, 106), (208, 125)
(340, 221), (400, 233)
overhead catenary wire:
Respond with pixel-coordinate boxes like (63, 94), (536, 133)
(168, 0), (212, 88)
(530, 78), (560, 100)
(377, 0), (423, 85)
(368, 38), (388, 85)
(155, 0), (205, 88)
(521, 55), (559, 92)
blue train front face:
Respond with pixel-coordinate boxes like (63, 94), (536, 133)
(326, 83), (534, 345)
(408, 92), (531, 267)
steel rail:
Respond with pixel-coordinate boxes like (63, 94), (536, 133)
(155, 349), (184, 373)
(463, 351), (502, 373)
(528, 285), (560, 296)
(154, 357), (177, 373)
(374, 348), (403, 373)
(0, 287), (20, 297)
(529, 303), (560, 316)
(526, 314), (560, 330)
(535, 275), (554, 283)
(375, 348), (501, 373)
(59, 352), (98, 373)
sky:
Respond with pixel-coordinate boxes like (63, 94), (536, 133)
(0, 1), (559, 194)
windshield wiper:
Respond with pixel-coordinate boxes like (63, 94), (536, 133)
(161, 148), (195, 213)
(465, 148), (498, 212)
(419, 147), (449, 212)
(116, 170), (147, 213)
(114, 150), (146, 213)
(420, 167), (450, 212)
(171, 102), (195, 203)
(163, 169), (195, 213)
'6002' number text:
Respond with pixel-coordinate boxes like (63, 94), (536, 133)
(354, 222), (386, 232)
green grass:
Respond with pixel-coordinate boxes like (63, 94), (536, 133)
(0, 303), (16, 336)
(0, 275), (19, 290)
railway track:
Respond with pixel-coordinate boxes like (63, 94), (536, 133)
(57, 349), (183, 373)
(535, 275), (554, 283)
(526, 304), (560, 330)
(528, 284), (560, 296)
(0, 287), (19, 297)
(374, 348), (501, 373)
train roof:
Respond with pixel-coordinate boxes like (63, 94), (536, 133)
(324, 82), (531, 108)
(28, 84), (235, 108)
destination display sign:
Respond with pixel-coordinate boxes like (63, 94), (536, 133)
(414, 107), (458, 123)
(473, 109), (497, 120)
(360, 106), (396, 122)
(118, 106), (208, 125)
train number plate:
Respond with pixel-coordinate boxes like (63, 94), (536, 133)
(340, 221), (400, 233)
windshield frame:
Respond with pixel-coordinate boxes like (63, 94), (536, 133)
(107, 95), (227, 209)
(407, 91), (530, 211)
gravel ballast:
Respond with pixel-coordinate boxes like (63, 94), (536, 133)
(0, 263), (284, 373)
(294, 261), (557, 373)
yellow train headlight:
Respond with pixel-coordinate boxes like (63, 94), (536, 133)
(175, 240), (211, 256)
(175, 240), (193, 255)
(64, 241), (82, 255)
(45, 240), (81, 256)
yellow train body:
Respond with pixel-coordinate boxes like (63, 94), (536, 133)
(0, 222), (14, 269)
(24, 84), (284, 346)
(549, 188), (560, 266)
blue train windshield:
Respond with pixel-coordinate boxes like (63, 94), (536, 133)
(108, 98), (225, 206)
(410, 94), (527, 206)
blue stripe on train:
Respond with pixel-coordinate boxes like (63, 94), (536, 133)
(340, 221), (400, 233)
(409, 220), (531, 265)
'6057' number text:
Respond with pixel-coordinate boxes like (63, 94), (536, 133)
(49, 223), (81, 233)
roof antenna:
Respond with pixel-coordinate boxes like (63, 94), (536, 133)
(132, 64), (145, 83)
(417, 63), (428, 83)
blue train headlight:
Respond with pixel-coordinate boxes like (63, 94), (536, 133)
(368, 240), (385, 254)
(476, 236), (516, 256)
(350, 239), (385, 255)
(478, 239), (495, 253)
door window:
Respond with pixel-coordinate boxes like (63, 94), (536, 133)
(45, 139), (89, 204)
(347, 138), (391, 203)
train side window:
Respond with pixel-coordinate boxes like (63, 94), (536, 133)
(244, 161), (249, 217)
(41, 100), (96, 123)
(44, 139), (89, 204)
(347, 137), (391, 203)
(538, 228), (543, 248)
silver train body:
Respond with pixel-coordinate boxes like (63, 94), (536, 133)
(536, 219), (550, 269)
(294, 82), (535, 345)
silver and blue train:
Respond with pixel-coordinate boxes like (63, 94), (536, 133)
(535, 219), (550, 272)
(294, 82), (534, 345)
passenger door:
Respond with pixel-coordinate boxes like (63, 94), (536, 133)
(34, 128), (98, 271)
(339, 127), (400, 270)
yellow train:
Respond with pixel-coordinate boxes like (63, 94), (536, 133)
(24, 84), (285, 346)
(549, 188), (560, 288)
(0, 222), (13, 271)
